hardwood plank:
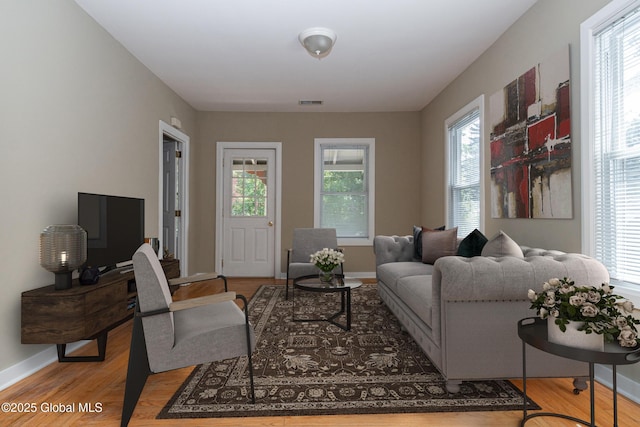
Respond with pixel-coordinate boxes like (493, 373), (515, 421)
(2, 278), (639, 426)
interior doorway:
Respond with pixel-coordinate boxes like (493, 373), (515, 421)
(216, 142), (282, 277)
(159, 121), (189, 274)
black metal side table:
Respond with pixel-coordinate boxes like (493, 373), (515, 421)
(518, 317), (640, 426)
(292, 274), (362, 331)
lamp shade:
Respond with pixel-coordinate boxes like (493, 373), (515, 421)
(40, 225), (87, 290)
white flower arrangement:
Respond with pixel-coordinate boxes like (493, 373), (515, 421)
(528, 277), (639, 348)
(310, 248), (344, 272)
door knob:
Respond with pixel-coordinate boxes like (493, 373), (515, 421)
(268, 221), (274, 227)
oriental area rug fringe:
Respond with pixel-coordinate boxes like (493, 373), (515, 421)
(159, 284), (538, 419)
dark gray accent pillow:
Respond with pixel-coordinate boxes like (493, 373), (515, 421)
(457, 229), (488, 257)
(422, 227), (458, 264)
(481, 230), (524, 258)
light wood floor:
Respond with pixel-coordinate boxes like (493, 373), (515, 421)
(2, 278), (639, 426)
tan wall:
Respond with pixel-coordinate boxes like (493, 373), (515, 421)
(0, 0), (196, 370)
(190, 112), (422, 275)
(420, 0), (610, 252)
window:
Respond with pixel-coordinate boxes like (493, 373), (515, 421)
(445, 95), (484, 236)
(582, 0), (640, 291)
(231, 157), (268, 217)
(314, 138), (375, 246)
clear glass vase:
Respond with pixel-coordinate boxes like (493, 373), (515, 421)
(319, 270), (335, 285)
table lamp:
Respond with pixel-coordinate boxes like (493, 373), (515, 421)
(40, 225), (87, 290)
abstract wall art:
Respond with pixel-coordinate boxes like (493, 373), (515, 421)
(489, 45), (572, 219)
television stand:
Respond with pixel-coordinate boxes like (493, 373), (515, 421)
(21, 259), (180, 362)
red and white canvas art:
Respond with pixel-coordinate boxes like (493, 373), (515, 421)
(489, 46), (572, 219)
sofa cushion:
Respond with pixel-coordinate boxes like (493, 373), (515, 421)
(457, 229), (488, 257)
(481, 230), (524, 258)
(395, 275), (433, 328)
(422, 227), (458, 264)
(377, 262), (434, 294)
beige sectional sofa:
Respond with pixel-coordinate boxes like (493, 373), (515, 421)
(373, 233), (610, 392)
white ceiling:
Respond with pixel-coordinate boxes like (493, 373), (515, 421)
(74, 0), (538, 113)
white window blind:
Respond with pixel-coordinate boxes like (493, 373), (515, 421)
(447, 108), (481, 237)
(593, 5), (640, 284)
(314, 138), (375, 246)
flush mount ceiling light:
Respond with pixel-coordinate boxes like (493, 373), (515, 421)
(298, 27), (337, 59)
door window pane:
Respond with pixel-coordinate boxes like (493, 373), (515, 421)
(231, 158), (268, 217)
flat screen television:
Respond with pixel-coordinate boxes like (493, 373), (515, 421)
(77, 192), (145, 271)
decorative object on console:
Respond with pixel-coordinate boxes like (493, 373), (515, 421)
(298, 27), (336, 58)
(39, 224), (87, 290)
(310, 248), (344, 284)
(528, 277), (639, 349)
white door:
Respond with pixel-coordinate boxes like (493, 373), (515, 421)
(222, 148), (276, 277)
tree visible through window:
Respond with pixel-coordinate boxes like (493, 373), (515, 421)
(231, 158), (267, 217)
(314, 139), (375, 245)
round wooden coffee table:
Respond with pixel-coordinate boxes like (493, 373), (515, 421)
(292, 274), (362, 331)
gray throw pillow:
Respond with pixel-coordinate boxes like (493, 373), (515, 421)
(481, 230), (524, 258)
(422, 227), (458, 264)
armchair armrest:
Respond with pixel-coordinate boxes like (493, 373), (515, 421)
(168, 272), (222, 286)
(169, 291), (237, 312)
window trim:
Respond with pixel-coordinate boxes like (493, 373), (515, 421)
(581, 0), (640, 304)
(444, 95), (485, 233)
(314, 138), (375, 246)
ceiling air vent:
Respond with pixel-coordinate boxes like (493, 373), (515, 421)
(299, 100), (323, 106)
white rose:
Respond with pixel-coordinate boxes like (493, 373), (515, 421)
(548, 278), (561, 286)
(539, 308), (548, 319)
(527, 289), (537, 301)
(621, 300), (634, 313)
(569, 295), (586, 307)
(543, 282), (552, 291)
(618, 326), (638, 347)
(615, 316), (628, 329)
(580, 303), (599, 317)
(587, 290), (601, 303)
(601, 283), (613, 294)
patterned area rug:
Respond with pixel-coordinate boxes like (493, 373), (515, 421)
(159, 284), (538, 419)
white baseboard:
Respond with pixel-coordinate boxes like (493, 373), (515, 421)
(0, 341), (90, 392)
(595, 365), (640, 404)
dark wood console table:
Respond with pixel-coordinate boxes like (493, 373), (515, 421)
(21, 259), (179, 362)
(518, 317), (640, 427)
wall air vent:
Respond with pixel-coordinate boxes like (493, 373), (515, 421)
(299, 100), (323, 105)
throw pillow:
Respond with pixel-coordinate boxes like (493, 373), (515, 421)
(422, 227), (458, 264)
(481, 230), (524, 258)
(413, 225), (445, 259)
(457, 229), (488, 257)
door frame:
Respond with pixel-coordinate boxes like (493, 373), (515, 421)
(215, 142), (282, 276)
(159, 120), (189, 274)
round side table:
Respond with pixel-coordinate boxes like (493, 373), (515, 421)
(518, 317), (640, 427)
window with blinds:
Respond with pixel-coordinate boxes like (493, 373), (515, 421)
(314, 138), (375, 246)
(593, 4), (640, 284)
(447, 106), (481, 237)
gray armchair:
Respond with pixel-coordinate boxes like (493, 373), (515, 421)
(285, 228), (343, 299)
(121, 243), (255, 426)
